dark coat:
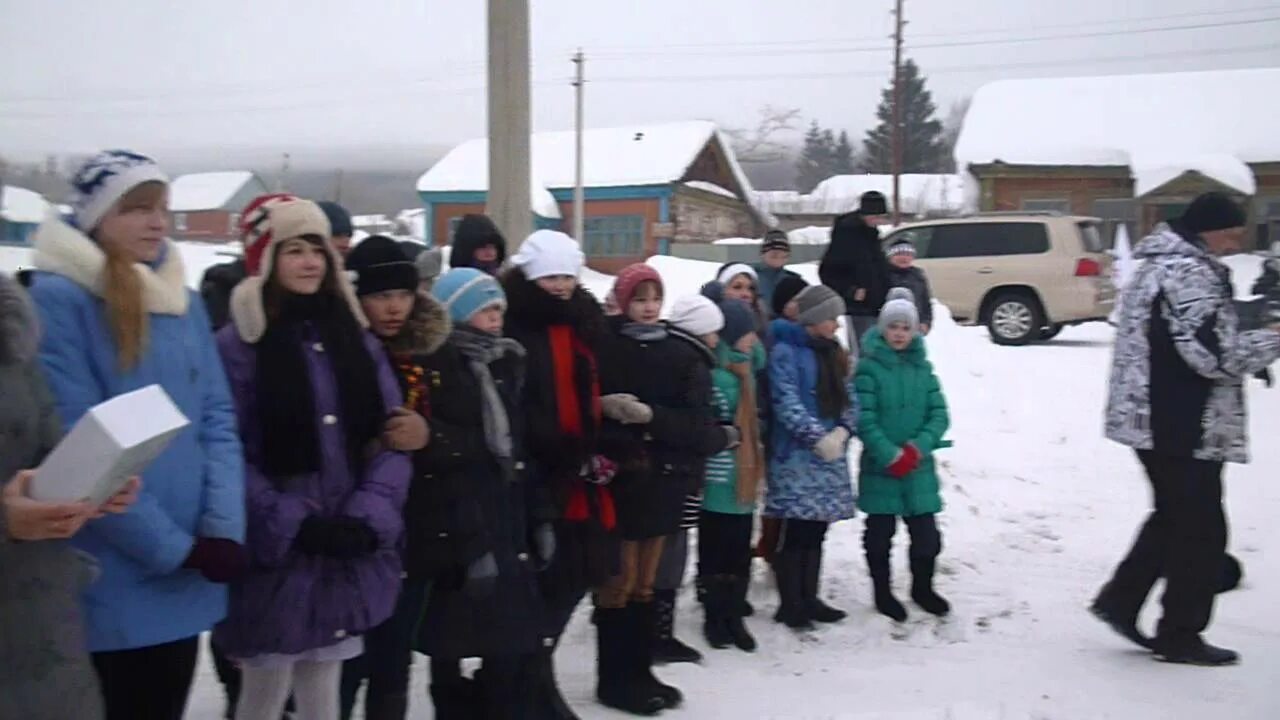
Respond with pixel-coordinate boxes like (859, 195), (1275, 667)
(597, 320), (732, 540)
(451, 215), (508, 273)
(888, 265), (934, 327)
(411, 328), (542, 660)
(819, 212), (890, 317)
(199, 258), (246, 331)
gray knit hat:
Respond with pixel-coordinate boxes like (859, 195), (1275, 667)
(879, 287), (919, 333)
(415, 248), (444, 289)
(795, 285), (845, 326)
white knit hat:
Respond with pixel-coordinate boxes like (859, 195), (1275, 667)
(667, 295), (725, 337)
(70, 150), (169, 232)
(716, 263), (758, 287)
(511, 230), (585, 280)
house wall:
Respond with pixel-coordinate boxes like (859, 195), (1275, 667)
(173, 210), (236, 243)
(670, 189), (756, 243)
(985, 175), (1133, 214)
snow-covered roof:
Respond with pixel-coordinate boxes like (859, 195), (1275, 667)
(417, 121), (751, 197)
(169, 171), (260, 212)
(1131, 153), (1256, 196)
(752, 174), (964, 216)
(1, 186), (49, 224)
(955, 68), (1280, 170)
(683, 180), (738, 199)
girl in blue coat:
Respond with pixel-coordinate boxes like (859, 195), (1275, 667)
(28, 151), (246, 720)
(765, 285), (859, 630)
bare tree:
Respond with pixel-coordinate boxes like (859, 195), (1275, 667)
(725, 104), (803, 164)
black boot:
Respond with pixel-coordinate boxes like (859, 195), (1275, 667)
(702, 576), (734, 649)
(363, 692), (408, 720)
(802, 547), (847, 623)
(652, 589), (703, 665)
(595, 607), (665, 716)
(1152, 633), (1240, 666)
(430, 677), (478, 720)
(772, 549), (815, 630)
(725, 576), (758, 652)
(910, 556), (951, 617)
(630, 601), (683, 709)
(868, 555), (908, 622)
(1089, 583), (1152, 650)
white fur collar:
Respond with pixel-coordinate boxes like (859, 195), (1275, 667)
(228, 274), (369, 344)
(31, 215), (189, 315)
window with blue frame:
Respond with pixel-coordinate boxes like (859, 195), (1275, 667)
(583, 215), (645, 257)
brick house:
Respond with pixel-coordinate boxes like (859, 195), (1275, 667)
(169, 171), (270, 243)
(415, 121), (767, 273)
(956, 68), (1280, 248)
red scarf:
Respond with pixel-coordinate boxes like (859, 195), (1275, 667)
(548, 324), (614, 529)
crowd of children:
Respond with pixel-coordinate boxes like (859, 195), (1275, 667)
(1, 152), (954, 720)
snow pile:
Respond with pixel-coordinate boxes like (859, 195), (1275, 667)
(417, 121), (753, 202)
(1131, 152), (1257, 196)
(683, 180), (738, 199)
(956, 67), (1280, 171)
(169, 171), (258, 212)
(752, 175), (965, 217)
(1, 186), (49, 224)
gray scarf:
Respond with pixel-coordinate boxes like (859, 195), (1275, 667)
(620, 321), (669, 342)
(450, 327), (526, 481)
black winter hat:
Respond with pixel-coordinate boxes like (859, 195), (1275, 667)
(858, 191), (889, 217)
(1181, 192), (1246, 234)
(344, 235), (419, 296)
(762, 229), (791, 254)
(719, 299), (756, 348)
(318, 201), (354, 238)
(771, 274), (809, 317)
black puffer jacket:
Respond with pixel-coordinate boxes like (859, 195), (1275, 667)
(819, 211), (890, 317)
(410, 327), (542, 660)
(199, 258), (246, 330)
(597, 319), (732, 540)
(451, 214), (507, 273)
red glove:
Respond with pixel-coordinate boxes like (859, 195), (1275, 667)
(887, 443), (922, 479)
(183, 537), (248, 583)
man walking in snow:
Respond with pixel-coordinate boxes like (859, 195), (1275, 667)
(1095, 192), (1280, 666)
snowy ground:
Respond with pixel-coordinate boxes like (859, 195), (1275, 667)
(2, 245), (1273, 718)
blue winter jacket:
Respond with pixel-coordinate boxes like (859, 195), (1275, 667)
(764, 319), (859, 522)
(28, 217), (245, 652)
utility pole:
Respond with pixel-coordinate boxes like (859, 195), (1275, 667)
(276, 153), (291, 193)
(891, 0), (905, 225)
(333, 168), (344, 204)
(487, 0), (532, 253)
(571, 48), (586, 243)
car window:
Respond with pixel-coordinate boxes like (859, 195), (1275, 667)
(1077, 222), (1104, 253)
(884, 227), (934, 258)
(927, 222), (1050, 258)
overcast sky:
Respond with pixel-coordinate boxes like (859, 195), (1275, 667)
(1, 0), (1277, 168)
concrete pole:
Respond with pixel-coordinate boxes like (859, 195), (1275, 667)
(487, 0), (532, 253)
(891, 0), (904, 225)
(572, 48), (586, 243)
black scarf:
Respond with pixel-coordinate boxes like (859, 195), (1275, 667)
(810, 336), (850, 420)
(256, 291), (385, 479)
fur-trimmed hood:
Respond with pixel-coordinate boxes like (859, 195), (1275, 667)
(31, 214), (189, 315)
(384, 291), (452, 357)
(227, 271), (368, 344)
(0, 272), (38, 365)
(500, 267), (606, 344)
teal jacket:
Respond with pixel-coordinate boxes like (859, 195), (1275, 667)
(703, 342), (766, 515)
(854, 328), (951, 517)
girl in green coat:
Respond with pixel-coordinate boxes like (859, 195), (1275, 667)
(855, 288), (952, 622)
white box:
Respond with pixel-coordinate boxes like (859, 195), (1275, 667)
(32, 384), (190, 505)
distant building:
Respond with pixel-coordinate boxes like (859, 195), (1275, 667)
(169, 171), (270, 243)
(0, 185), (49, 246)
(956, 67), (1280, 248)
(753, 174), (965, 231)
(415, 120), (768, 272)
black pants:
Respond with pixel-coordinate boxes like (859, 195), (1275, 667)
(699, 511), (754, 578)
(430, 654), (534, 717)
(92, 636), (199, 720)
(776, 518), (828, 553)
(1104, 450), (1226, 640)
(340, 575), (432, 719)
(863, 513), (942, 562)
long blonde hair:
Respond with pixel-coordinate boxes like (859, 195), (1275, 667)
(96, 182), (165, 370)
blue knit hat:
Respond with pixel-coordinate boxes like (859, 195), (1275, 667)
(432, 267), (507, 324)
(70, 149), (168, 231)
(719, 299), (756, 347)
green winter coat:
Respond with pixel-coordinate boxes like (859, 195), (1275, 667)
(855, 327), (951, 517)
(703, 342), (766, 515)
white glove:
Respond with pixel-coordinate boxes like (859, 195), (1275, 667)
(813, 427), (850, 462)
(600, 393), (653, 424)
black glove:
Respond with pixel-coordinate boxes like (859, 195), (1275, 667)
(295, 516), (379, 558)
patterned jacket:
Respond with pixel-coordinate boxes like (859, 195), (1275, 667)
(1105, 224), (1280, 463)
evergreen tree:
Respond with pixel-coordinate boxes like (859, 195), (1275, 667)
(795, 120), (829, 193)
(861, 59), (946, 173)
(834, 131), (857, 174)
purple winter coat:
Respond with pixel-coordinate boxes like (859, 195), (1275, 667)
(212, 325), (411, 659)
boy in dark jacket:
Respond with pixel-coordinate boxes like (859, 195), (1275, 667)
(451, 214), (508, 275)
(886, 239), (934, 334)
(752, 230), (803, 317)
(340, 235), (446, 719)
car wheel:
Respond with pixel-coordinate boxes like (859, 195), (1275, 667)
(987, 292), (1044, 346)
(1039, 324), (1064, 341)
